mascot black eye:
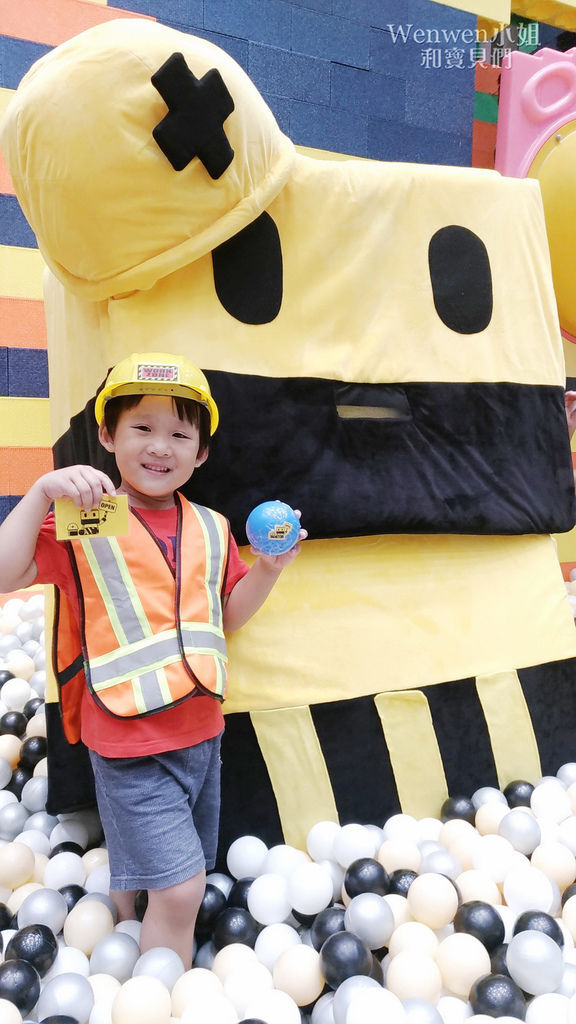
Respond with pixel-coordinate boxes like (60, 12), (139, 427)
(212, 212), (283, 325)
(429, 225), (493, 334)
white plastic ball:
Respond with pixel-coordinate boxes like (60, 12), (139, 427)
(531, 779), (572, 823)
(288, 861), (333, 916)
(247, 872), (291, 925)
(43, 945), (90, 982)
(211, 942), (259, 982)
(223, 962), (274, 1016)
(254, 922), (301, 971)
(262, 844), (309, 877)
(332, 824), (378, 868)
(472, 834), (515, 883)
(44, 850), (87, 889)
(243, 987), (302, 1024)
(311, 991), (335, 1024)
(382, 813), (420, 843)
(14, 828), (50, 856)
(525, 992), (570, 1024)
(331, 975), (381, 1024)
(402, 997), (443, 1022)
(180, 994), (238, 1024)
(502, 864), (555, 914)
(226, 835), (268, 879)
(345, 985), (407, 1024)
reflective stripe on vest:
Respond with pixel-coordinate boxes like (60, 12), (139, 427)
(76, 500), (228, 715)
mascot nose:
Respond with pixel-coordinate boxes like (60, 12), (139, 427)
(151, 51), (235, 177)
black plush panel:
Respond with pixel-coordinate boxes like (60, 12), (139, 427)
(45, 703), (96, 815)
(517, 659), (576, 776)
(311, 695), (400, 827)
(151, 53), (235, 177)
(429, 226), (493, 334)
(212, 212), (283, 324)
(424, 677), (498, 796)
(54, 373), (576, 540)
(218, 711), (283, 865)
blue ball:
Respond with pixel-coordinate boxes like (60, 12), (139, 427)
(245, 500), (300, 555)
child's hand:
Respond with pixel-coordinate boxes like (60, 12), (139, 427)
(37, 466), (117, 509)
(251, 510), (307, 571)
(566, 392), (576, 439)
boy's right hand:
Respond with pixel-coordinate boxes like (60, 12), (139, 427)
(36, 466), (117, 509)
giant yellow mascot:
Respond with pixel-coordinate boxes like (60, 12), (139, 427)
(2, 18), (576, 855)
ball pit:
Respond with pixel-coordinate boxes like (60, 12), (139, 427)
(6, 595), (576, 1022)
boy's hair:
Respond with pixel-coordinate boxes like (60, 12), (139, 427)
(103, 394), (211, 454)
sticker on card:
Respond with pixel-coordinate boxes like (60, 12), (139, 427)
(54, 494), (129, 540)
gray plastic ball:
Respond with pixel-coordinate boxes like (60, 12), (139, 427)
(332, 975), (381, 1024)
(132, 946), (185, 989)
(36, 971), (94, 1024)
(18, 887), (69, 934)
(0, 801), (30, 840)
(90, 930), (140, 981)
(506, 930), (564, 995)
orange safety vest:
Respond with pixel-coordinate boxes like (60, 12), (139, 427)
(53, 495), (230, 739)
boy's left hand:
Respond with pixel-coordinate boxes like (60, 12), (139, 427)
(251, 509), (307, 570)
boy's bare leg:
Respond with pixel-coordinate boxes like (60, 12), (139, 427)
(110, 889), (138, 921)
(139, 870), (206, 970)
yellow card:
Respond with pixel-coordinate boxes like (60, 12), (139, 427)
(54, 494), (129, 541)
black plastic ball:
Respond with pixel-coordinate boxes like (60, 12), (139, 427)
(227, 877), (255, 910)
(0, 712), (27, 738)
(195, 884), (228, 938)
(563, 882), (576, 907)
(503, 780), (534, 808)
(237, 1019), (268, 1023)
(5, 766), (32, 799)
(0, 903), (13, 933)
(309, 906), (346, 952)
(212, 907), (260, 950)
(0, 670), (15, 689)
(319, 930), (372, 990)
(49, 842), (84, 859)
(388, 868), (418, 897)
(0, 958), (41, 1015)
(5, 925), (58, 977)
(135, 889), (148, 921)
(58, 885), (86, 912)
(469, 973), (526, 1019)
(512, 910), (564, 948)
(343, 857), (390, 898)
(23, 697), (44, 721)
(369, 953), (384, 983)
(490, 943), (510, 977)
(40, 1017), (80, 1024)
(441, 795), (476, 824)
(454, 901), (505, 952)
(18, 736), (47, 769)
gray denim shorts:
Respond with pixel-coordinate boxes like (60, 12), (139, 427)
(89, 733), (222, 891)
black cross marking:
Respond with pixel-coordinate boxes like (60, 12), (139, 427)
(151, 52), (235, 178)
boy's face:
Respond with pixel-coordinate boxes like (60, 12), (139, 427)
(98, 394), (208, 509)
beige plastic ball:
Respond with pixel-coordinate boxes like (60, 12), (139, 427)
(112, 976), (171, 1024)
(383, 893), (413, 928)
(171, 968), (224, 1017)
(33, 852), (48, 883)
(0, 735), (22, 768)
(388, 920), (439, 959)
(273, 945), (324, 1006)
(5, 653), (35, 681)
(0, 842), (35, 888)
(531, 842), (576, 889)
(386, 949), (443, 1002)
(33, 757), (48, 777)
(562, 894), (576, 941)
(455, 869), (502, 905)
(64, 899), (114, 954)
(25, 713), (47, 739)
(440, 820), (480, 871)
(0, 997), (22, 1023)
(7, 882), (42, 914)
(211, 943), (259, 982)
(475, 802), (508, 835)
(436, 932), (491, 999)
(406, 872), (459, 929)
(0, 614), (19, 635)
(89, 972), (122, 1002)
(377, 839), (421, 874)
(83, 847), (110, 874)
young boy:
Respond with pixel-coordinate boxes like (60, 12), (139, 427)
(0, 351), (305, 968)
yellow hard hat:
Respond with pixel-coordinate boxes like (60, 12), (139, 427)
(94, 352), (219, 433)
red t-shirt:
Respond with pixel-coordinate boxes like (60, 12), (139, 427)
(34, 504), (249, 758)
